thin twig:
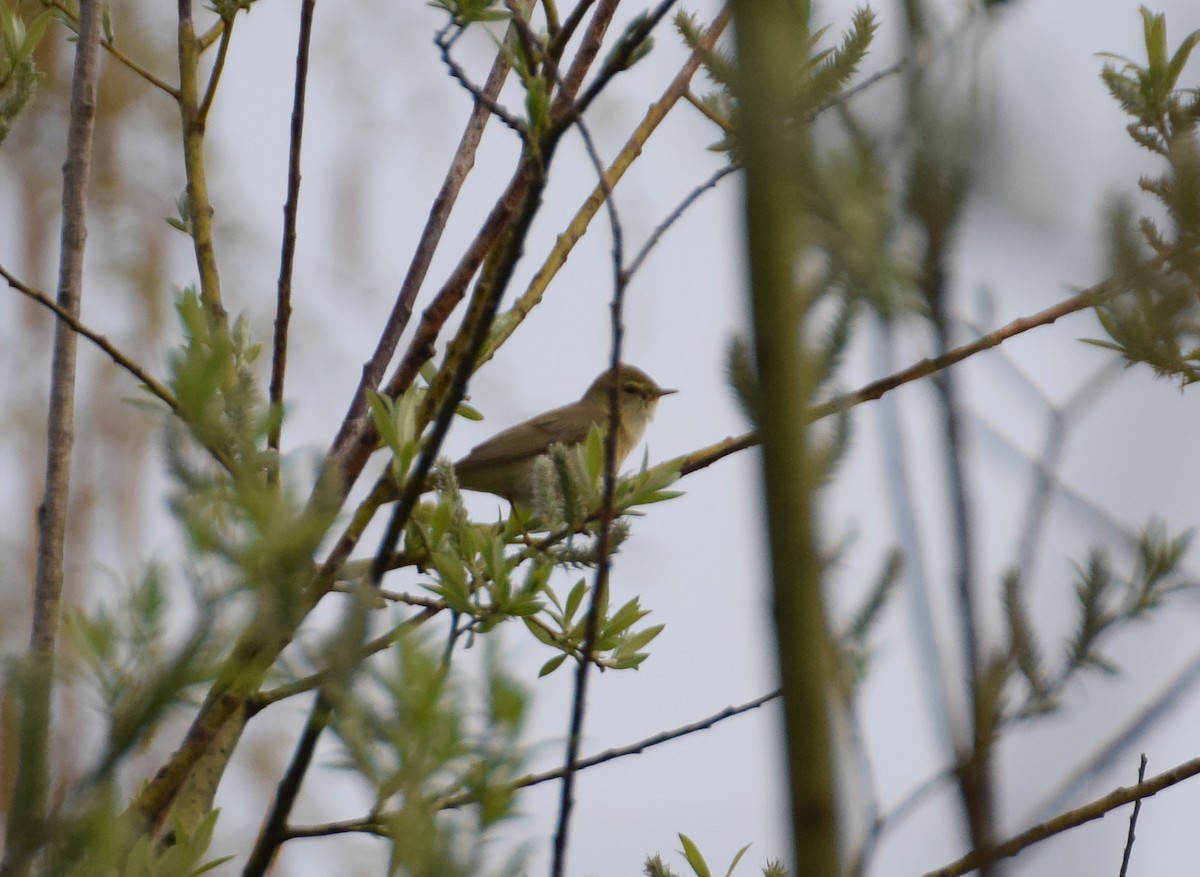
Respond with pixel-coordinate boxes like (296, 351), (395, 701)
(812, 56), (907, 117)
(568, 0), (678, 123)
(0, 265), (178, 412)
(251, 606), (441, 711)
(481, 4), (731, 363)
(268, 0), (318, 470)
(1118, 755), (1148, 877)
(624, 162), (739, 284)
(547, 0), (620, 118)
(1028, 646), (1200, 823)
(176, 0), (227, 331)
(242, 695), (333, 877)
(548, 62), (627, 877)
(434, 23), (527, 135)
(868, 318), (957, 771)
(196, 13), (234, 124)
(1012, 362), (1121, 582)
(683, 87), (733, 132)
(283, 688), (781, 838)
(449, 688), (780, 808)
(46, 0), (179, 96)
(546, 0), (595, 61)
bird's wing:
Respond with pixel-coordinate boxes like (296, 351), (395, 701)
(455, 402), (597, 470)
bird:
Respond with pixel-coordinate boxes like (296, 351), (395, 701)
(452, 363), (675, 509)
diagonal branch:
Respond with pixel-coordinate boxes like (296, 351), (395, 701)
(282, 688), (781, 838)
(0, 265), (178, 412)
(676, 282), (1118, 479)
(921, 752), (1200, 877)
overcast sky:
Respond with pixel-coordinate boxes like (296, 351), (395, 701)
(4, 1), (1200, 875)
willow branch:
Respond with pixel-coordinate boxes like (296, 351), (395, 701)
(326, 3), (529, 468)
(677, 282), (1115, 479)
(176, 0), (226, 331)
(921, 753), (1200, 877)
(1, 0), (101, 870)
(480, 4), (731, 363)
(46, 0), (178, 96)
(267, 0), (317, 467)
(283, 688), (781, 839)
(1, 265), (178, 411)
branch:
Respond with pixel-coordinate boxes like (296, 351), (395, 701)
(283, 688), (781, 838)
(434, 23), (526, 135)
(176, 0), (226, 331)
(46, 0), (179, 96)
(0, 265), (178, 412)
(267, 0), (318, 468)
(242, 695), (333, 877)
(250, 605), (441, 711)
(445, 688), (780, 808)
(1, 0), (102, 870)
(1118, 755), (1148, 877)
(325, 4), (525, 467)
(676, 282), (1117, 479)
(549, 64), (627, 877)
(624, 162), (739, 284)
(480, 4), (732, 363)
(196, 12), (234, 124)
(568, 0), (678, 122)
(920, 752), (1200, 877)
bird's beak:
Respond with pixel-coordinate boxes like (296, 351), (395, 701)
(656, 387), (678, 397)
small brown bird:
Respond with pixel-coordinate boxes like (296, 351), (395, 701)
(454, 363), (675, 508)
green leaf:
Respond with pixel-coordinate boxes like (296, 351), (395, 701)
(16, 9), (55, 64)
(722, 843), (752, 877)
(366, 390), (400, 454)
(523, 616), (559, 647)
(604, 597), (648, 637)
(1166, 27), (1200, 89)
(431, 552), (472, 612)
(1141, 6), (1167, 76)
(430, 497), (452, 548)
(678, 834), (712, 877)
(538, 654), (568, 677)
(586, 423), (605, 483)
(617, 623), (664, 656)
(456, 400), (484, 421)
(564, 578), (588, 624)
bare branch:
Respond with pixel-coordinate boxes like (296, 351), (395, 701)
(0, 265), (178, 413)
(267, 0), (318, 469)
(677, 282), (1119, 479)
(1, 0), (102, 869)
(921, 752), (1200, 877)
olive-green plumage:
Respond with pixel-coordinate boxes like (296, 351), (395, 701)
(454, 363), (675, 507)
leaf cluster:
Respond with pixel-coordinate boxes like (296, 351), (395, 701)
(22, 792), (230, 877)
(64, 566), (224, 770)
(163, 291), (337, 623)
(1003, 520), (1194, 719)
(530, 577), (663, 676)
(0, 4), (54, 147)
(644, 832), (781, 877)
(330, 632), (528, 875)
(676, 4), (878, 155)
(428, 0), (509, 27)
(1090, 8), (1200, 383)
